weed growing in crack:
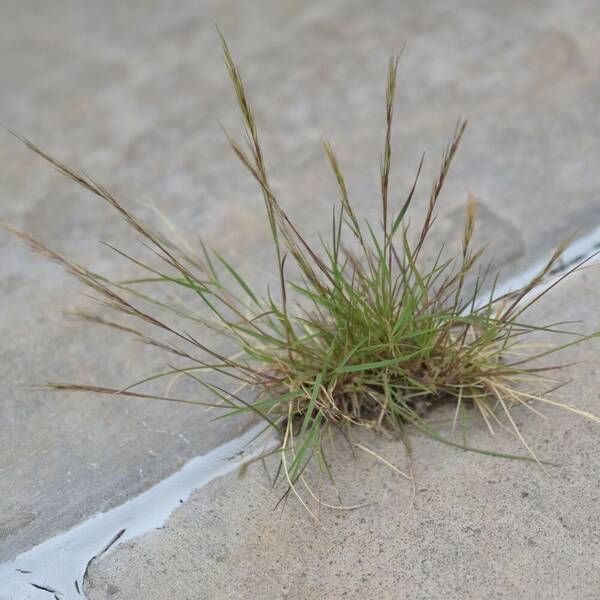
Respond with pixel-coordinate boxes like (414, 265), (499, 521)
(6, 33), (600, 514)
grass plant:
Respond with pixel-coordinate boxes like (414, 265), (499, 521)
(6, 33), (600, 511)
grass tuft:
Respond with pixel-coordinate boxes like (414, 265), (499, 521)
(6, 35), (600, 512)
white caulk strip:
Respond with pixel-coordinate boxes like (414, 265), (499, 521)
(0, 424), (276, 600)
(2, 225), (600, 600)
(488, 224), (600, 301)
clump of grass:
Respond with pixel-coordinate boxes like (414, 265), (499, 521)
(7, 34), (600, 511)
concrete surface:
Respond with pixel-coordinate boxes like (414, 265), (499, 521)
(1, 0), (600, 584)
(86, 268), (600, 600)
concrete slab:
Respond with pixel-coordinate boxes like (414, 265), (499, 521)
(85, 267), (600, 599)
(2, 0), (600, 567)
